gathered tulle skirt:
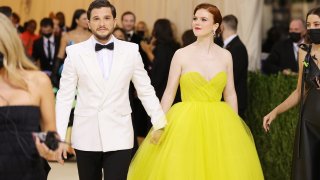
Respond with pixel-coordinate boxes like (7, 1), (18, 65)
(127, 101), (264, 180)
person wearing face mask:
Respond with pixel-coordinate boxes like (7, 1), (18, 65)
(32, 18), (61, 77)
(263, 7), (320, 180)
(263, 19), (306, 75)
(136, 21), (150, 42)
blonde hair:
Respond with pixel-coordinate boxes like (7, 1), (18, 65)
(0, 13), (38, 90)
(136, 21), (150, 38)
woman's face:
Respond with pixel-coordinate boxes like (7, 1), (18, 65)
(113, 29), (126, 40)
(136, 23), (146, 31)
(77, 13), (89, 29)
(307, 14), (320, 30)
(192, 9), (216, 37)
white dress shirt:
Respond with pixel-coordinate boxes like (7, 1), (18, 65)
(293, 42), (299, 61)
(223, 34), (238, 48)
(92, 36), (114, 80)
(126, 30), (134, 41)
(43, 35), (55, 60)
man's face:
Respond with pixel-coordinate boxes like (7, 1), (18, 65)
(88, 7), (116, 42)
(41, 26), (53, 35)
(289, 20), (305, 34)
(121, 14), (135, 32)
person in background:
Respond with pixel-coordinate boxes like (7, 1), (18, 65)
(113, 27), (128, 41)
(136, 21), (150, 41)
(220, 14), (248, 119)
(56, 11), (69, 33)
(181, 29), (196, 47)
(262, 19), (306, 75)
(12, 12), (24, 33)
(141, 18), (181, 102)
(20, 19), (39, 59)
(32, 18), (61, 77)
(54, 9), (91, 87)
(121, 11), (151, 153)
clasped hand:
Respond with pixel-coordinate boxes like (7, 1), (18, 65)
(150, 129), (164, 144)
(35, 136), (74, 164)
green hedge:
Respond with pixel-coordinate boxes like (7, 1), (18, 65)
(246, 72), (298, 180)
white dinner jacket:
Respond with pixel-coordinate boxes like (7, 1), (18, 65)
(56, 36), (166, 152)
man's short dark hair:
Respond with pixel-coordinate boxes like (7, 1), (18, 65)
(121, 11), (136, 21)
(40, 18), (54, 28)
(87, 0), (116, 20)
(12, 12), (20, 23)
(0, 6), (12, 18)
(222, 14), (238, 31)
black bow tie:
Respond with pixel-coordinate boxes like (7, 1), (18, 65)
(95, 42), (114, 51)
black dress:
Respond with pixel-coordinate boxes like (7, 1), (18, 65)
(0, 106), (49, 180)
(292, 59), (320, 180)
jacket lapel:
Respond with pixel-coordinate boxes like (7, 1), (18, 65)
(79, 37), (106, 92)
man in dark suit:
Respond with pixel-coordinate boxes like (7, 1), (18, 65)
(220, 15), (248, 119)
(262, 19), (306, 75)
(32, 18), (60, 77)
(121, 11), (141, 43)
(121, 11), (150, 155)
(121, 11), (149, 70)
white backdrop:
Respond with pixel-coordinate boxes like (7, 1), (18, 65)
(1, 0), (262, 70)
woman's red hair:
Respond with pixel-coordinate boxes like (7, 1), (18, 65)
(193, 3), (222, 34)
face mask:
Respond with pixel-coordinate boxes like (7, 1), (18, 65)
(0, 52), (3, 69)
(136, 31), (145, 37)
(289, 32), (301, 43)
(42, 32), (52, 38)
(308, 29), (320, 44)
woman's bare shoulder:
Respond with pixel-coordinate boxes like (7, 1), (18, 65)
(25, 70), (52, 88)
(214, 44), (232, 63)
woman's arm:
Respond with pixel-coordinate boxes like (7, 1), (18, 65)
(56, 34), (68, 59)
(140, 40), (155, 62)
(223, 51), (238, 113)
(160, 50), (182, 113)
(263, 48), (306, 132)
(35, 72), (67, 164)
(38, 72), (56, 131)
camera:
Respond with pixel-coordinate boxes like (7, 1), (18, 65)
(33, 131), (60, 151)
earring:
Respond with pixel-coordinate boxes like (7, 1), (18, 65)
(212, 30), (216, 37)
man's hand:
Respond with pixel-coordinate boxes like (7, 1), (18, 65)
(150, 129), (164, 144)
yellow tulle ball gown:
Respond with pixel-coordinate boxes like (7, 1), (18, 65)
(127, 71), (264, 180)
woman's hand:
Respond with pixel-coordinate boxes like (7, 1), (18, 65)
(263, 109), (278, 133)
(140, 40), (155, 61)
(140, 41), (152, 53)
(35, 136), (75, 165)
(35, 136), (63, 164)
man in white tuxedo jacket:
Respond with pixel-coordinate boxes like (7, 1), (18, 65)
(55, 1), (166, 179)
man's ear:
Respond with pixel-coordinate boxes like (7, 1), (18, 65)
(87, 20), (91, 30)
(114, 18), (117, 28)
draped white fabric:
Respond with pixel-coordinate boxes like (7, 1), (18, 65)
(1, 0), (262, 70)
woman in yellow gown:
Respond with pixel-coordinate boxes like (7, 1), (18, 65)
(127, 3), (264, 180)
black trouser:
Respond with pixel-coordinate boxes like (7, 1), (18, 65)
(75, 149), (132, 180)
